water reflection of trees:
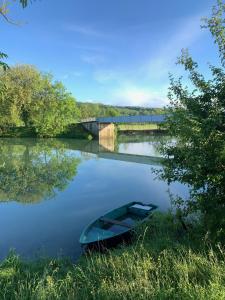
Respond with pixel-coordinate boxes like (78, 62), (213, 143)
(0, 139), (80, 204)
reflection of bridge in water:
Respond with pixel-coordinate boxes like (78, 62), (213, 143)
(97, 152), (162, 166)
(71, 139), (163, 166)
(79, 114), (166, 165)
(0, 138), (163, 166)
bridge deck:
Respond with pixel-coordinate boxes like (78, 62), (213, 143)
(96, 114), (166, 123)
(81, 114), (167, 124)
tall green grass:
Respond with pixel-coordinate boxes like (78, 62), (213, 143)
(0, 213), (224, 299)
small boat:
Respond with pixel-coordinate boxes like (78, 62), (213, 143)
(79, 201), (157, 246)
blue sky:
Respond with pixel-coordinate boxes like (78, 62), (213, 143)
(1, 0), (219, 107)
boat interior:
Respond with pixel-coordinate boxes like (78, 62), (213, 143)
(85, 203), (154, 242)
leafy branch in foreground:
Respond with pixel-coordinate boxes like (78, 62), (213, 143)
(202, 0), (225, 67)
(0, 0), (33, 68)
(0, 52), (9, 71)
(160, 0), (225, 243)
(0, 0), (31, 24)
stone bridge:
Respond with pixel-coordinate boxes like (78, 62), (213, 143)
(81, 115), (166, 140)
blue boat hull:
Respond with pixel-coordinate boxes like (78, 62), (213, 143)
(79, 201), (157, 246)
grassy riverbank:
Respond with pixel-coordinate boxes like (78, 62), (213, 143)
(0, 213), (224, 300)
(117, 123), (159, 131)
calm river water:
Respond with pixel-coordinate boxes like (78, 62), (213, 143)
(0, 134), (187, 260)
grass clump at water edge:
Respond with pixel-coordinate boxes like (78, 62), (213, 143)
(0, 212), (225, 300)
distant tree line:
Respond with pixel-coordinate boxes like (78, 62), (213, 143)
(77, 102), (166, 119)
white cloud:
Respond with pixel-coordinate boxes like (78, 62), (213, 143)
(66, 12), (206, 107)
(87, 14), (207, 107)
(72, 71), (83, 77)
(61, 74), (69, 80)
(81, 54), (106, 65)
(93, 70), (117, 83)
(61, 71), (83, 80)
(145, 14), (205, 80)
(65, 24), (107, 38)
(112, 84), (169, 107)
(72, 45), (106, 52)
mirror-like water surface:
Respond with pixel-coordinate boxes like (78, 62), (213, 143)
(0, 135), (187, 260)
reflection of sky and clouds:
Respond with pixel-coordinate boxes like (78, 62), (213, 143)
(117, 134), (171, 156)
(0, 136), (188, 261)
(119, 142), (160, 157)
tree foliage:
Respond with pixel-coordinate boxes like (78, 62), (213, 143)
(0, 65), (80, 136)
(20, 0), (30, 8)
(160, 0), (225, 242)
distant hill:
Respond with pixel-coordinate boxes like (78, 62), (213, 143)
(77, 102), (167, 118)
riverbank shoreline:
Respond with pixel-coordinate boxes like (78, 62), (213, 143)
(0, 125), (166, 139)
(1, 212), (224, 300)
(0, 124), (92, 139)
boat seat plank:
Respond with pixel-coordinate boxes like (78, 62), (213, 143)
(100, 217), (132, 228)
(130, 204), (152, 211)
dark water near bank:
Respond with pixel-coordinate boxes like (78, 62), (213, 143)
(0, 135), (187, 261)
